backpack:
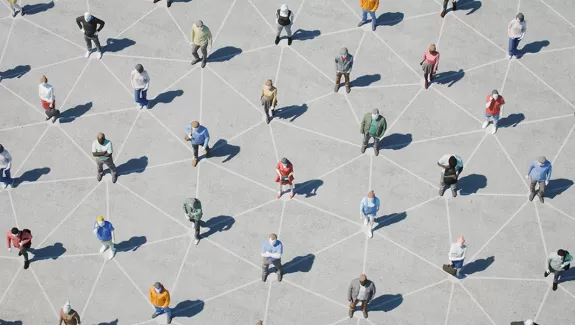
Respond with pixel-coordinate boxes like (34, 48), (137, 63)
(277, 9), (291, 26)
(443, 168), (458, 185)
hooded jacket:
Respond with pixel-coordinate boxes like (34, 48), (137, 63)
(360, 0), (379, 11)
(149, 284), (171, 308)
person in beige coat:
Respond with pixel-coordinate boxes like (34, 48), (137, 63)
(347, 274), (376, 319)
(260, 79), (278, 124)
(58, 301), (81, 325)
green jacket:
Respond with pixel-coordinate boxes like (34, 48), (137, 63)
(183, 198), (203, 221)
(360, 113), (387, 138)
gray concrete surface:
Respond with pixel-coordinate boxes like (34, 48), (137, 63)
(0, 0), (574, 324)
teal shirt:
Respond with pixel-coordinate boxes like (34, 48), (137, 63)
(183, 198), (203, 221)
(369, 119), (378, 136)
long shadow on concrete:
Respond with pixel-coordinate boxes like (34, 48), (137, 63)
(60, 102), (92, 123)
(282, 254), (315, 274)
(209, 46), (242, 63)
(115, 236), (147, 252)
(173, 300), (204, 319)
(458, 174), (487, 195)
(97, 320), (118, 325)
(545, 178), (573, 199)
(150, 90), (184, 109)
(201, 215), (235, 238)
(293, 29), (321, 41)
(274, 103), (308, 122)
(0, 320), (23, 325)
(498, 113), (525, 128)
(374, 212), (407, 232)
(433, 69), (465, 87)
(382, 133), (412, 150)
(369, 294), (403, 312)
(376, 12), (404, 26)
(461, 256), (495, 277)
(29, 242), (66, 262)
(210, 139), (240, 163)
(22, 1), (54, 15)
(519, 40), (550, 58)
(353, 74), (381, 87)
(0, 65), (31, 80)
(457, 0), (482, 15)
(14, 167), (50, 187)
(294, 179), (323, 198)
(117, 156), (149, 175)
(105, 38), (136, 53)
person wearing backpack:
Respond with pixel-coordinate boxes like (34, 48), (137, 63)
(6, 227), (33, 269)
(545, 249), (573, 291)
(275, 4), (294, 46)
(437, 154), (464, 197)
(183, 198), (203, 245)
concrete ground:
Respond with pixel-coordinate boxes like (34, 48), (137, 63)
(0, 0), (574, 324)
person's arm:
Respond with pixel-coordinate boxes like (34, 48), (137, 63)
(73, 310), (81, 324)
(95, 17), (105, 32)
(335, 57), (339, 72)
(148, 287), (153, 303)
(130, 71), (136, 89)
(91, 142), (105, 157)
(347, 281), (354, 301)
(269, 243), (282, 259)
(276, 164), (282, 177)
(507, 20), (513, 37)
(370, 282), (376, 302)
(184, 125), (192, 141)
(261, 243), (271, 257)
(433, 53), (440, 74)
(377, 117), (387, 138)
(376, 198), (380, 212)
(526, 161), (535, 178)
(359, 199), (366, 216)
(76, 17), (83, 30)
(271, 88), (277, 107)
(348, 55), (353, 73)
(104, 142), (113, 157)
(520, 22), (526, 39)
(485, 96), (492, 109)
(19, 234), (31, 246)
(276, 10), (279, 20)
(207, 28), (213, 47)
(111, 230), (116, 244)
(421, 51), (426, 65)
(58, 311), (64, 325)
(6, 234), (11, 250)
(163, 291), (170, 308)
(5, 152), (12, 170)
(143, 72), (150, 91)
(202, 129), (210, 148)
(190, 27), (195, 44)
(360, 115), (366, 134)
(561, 254), (572, 269)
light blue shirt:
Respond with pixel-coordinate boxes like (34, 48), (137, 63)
(360, 197), (380, 217)
(261, 240), (283, 260)
(527, 160), (552, 182)
(185, 124), (210, 148)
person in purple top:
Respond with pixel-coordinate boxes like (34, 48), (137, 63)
(261, 233), (283, 283)
(526, 156), (552, 203)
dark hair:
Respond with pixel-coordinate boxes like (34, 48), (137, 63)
(135, 64), (144, 73)
(11, 227), (19, 235)
(0, 144), (4, 153)
(558, 249), (566, 256)
(448, 156), (457, 168)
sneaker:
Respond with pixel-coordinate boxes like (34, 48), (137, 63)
(194, 239), (199, 245)
(346, 86), (351, 93)
(201, 60), (206, 68)
(553, 282), (558, 291)
(374, 149), (379, 156)
(529, 192), (535, 201)
(84, 50), (91, 58)
(151, 312), (159, 319)
(372, 24), (376, 31)
(190, 221), (195, 229)
(23, 261), (29, 270)
(2, 182), (8, 189)
(289, 193), (294, 199)
(96, 52), (102, 59)
(52, 116), (58, 123)
(363, 310), (368, 318)
(12, 10), (17, 17)
(287, 37), (292, 46)
(18, 250), (22, 256)
(439, 188), (445, 196)
(262, 271), (269, 282)
(482, 121), (489, 129)
(424, 79), (429, 89)
(334, 85), (340, 93)
(192, 158), (197, 167)
(539, 195), (544, 203)
(142, 105), (148, 109)
(153, 0), (160, 2)
(99, 245), (108, 254)
(277, 192), (281, 199)
(167, 1), (171, 7)
(363, 218), (368, 226)
(368, 228), (373, 238)
(349, 309), (354, 318)
(491, 125), (497, 134)
(138, 105), (144, 110)
(452, 189), (457, 197)
(108, 249), (115, 260)
(274, 36), (280, 45)
(440, 10), (446, 18)
(111, 173), (117, 184)
(277, 272), (283, 282)
(507, 54), (513, 59)
(544, 270), (550, 277)
(191, 58), (201, 65)
(357, 21), (364, 27)
(167, 317), (172, 324)
(452, 1), (456, 10)
(97, 173), (103, 182)
(361, 146), (366, 154)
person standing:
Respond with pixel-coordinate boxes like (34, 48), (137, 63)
(448, 236), (467, 278)
(131, 64), (150, 110)
(7, 0), (24, 17)
(440, 0), (456, 18)
(76, 12), (105, 59)
(526, 156), (552, 203)
(437, 154), (464, 197)
(275, 4), (294, 45)
(335, 48), (353, 93)
(183, 198), (202, 245)
(357, 0), (379, 31)
(93, 216), (115, 260)
(39, 75), (60, 123)
(6, 227), (32, 269)
(360, 191), (380, 238)
(0, 144), (14, 189)
(275, 157), (294, 199)
(190, 21), (212, 68)
(261, 233), (283, 282)
(261, 79), (278, 124)
(420, 44), (440, 89)
(58, 301), (81, 325)
(347, 274), (376, 319)
(185, 121), (210, 167)
(153, 0), (172, 8)
(149, 282), (172, 324)
(545, 249), (572, 291)
(92, 133), (117, 183)
(360, 109), (387, 156)
(482, 90), (505, 134)
(507, 13), (526, 59)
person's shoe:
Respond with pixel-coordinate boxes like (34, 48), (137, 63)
(346, 86), (351, 93)
(20, 8), (25, 16)
(357, 21), (364, 27)
(151, 312), (159, 319)
(262, 271), (269, 282)
(167, 317), (172, 324)
(97, 173), (103, 182)
(194, 239), (200, 245)
(334, 84), (340, 93)
(363, 218), (368, 226)
(539, 195), (544, 203)
(529, 192), (535, 201)
(138, 104), (144, 110)
(361, 146), (366, 154)
(439, 188), (445, 196)
(275, 36), (280, 45)
(482, 120), (489, 129)
(111, 173), (118, 184)
(143, 105), (148, 109)
(192, 158), (197, 167)
(288, 37), (292, 46)
(2, 182), (8, 189)
(18, 250), (22, 256)
(289, 192), (294, 199)
(349, 308), (354, 318)
(201, 60), (207, 68)
(84, 50), (91, 58)
(452, 1), (456, 11)
(265, 115), (270, 124)
(491, 124), (497, 134)
(363, 310), (368, 318)
(544, 270), (550, 277)
(372, 24), (376, 31)
(553, 282), (558, 291)
(440, 9), (446, 18)
(368, 228), (373, 238)
(12, 10), (17, 17)
(99, 245), (108, 254)
(96, 52), (102, 59)
(374, 149), (379, 156)
(45, 116), (51, 121)
(191, 58), (201, 65)
(277, 192), (281, 199)
(153, 0), (160, 3)
(23, 261), (29, 270)
(507, 54), (512, 59)
(429, 74), (434, 82)
(51, 116), (58, 123)
(452, 189), (457, 197)
(167, 1), (171, 7)
(424, 79), (429, 89)
(277, 272), (283, 282)
(108, 249), (115, 260)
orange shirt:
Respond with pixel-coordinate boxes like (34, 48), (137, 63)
(485, 95), (505, 116)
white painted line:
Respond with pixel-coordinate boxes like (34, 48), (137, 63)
(212, 0), (238, 45)
(204, 238), (260, 269)
(141, 234), (188, 248)
(531, 45), (575, 56)
(274, 120), (362, 147)
(113, 259), (154, 307)
(8, 186), (18, 227)
(16, 175), (94, 186)
(291, 0), (306, 24)
(499, 60), (512, 94)
(445, 199), (452, 243)
(294, 198), (363, 228)
(313, 231), (363, 256)
(284, 279), (350, 308)
(169, 238), (194, 297)
(0, 256), (18, 260)
(371, 32), (420, 78)
(106, 180), (110, 220)
(247, 0), (276, 34)
(99, 60), (133, 98)
(147, 110), (195, 153)
(552, 123), (575, 164)
(344, 92), (360, 125)
(380, 154), (438, 189)
(545, 203), (575, 223)
(0, 82), (45, 115)
(465, 276), (545, 282)
(104, 53), (191, 62)
(80, 260), (107, 318)
(207, 66), (261, 113)
(520, 113), (575, 126)
(362, 83), (421, 89)
(278, 201), (286, 237)
(22, 18), (85, 51)
(14, 126), (49, 176)
(114, 6), (158, 39)
(374, 230), (445, 272)
(444, 283), (454, 325)
(370, 279), (450, 310)
(362, 231), (369, 272)
(338, 0), (361, 20)
(115, 110), (141, 159)
(166, 8), (189, 44)
(534, 203), (548, 261)
(559, 286), (575, 301)
(458, 192), (526, 197)
(287, 46), (334, 83)
(274, 46), (284, 86)
(262, 280), (273, 324)
(31, 269), (59, 319)
(353, 31), (366, 64)
(195, 162), (201, 199)
(302, 91), (334, 105)
(0, 120), (48, 133)
(384, 88), (423, 134)
(461, 57), (508, 74)
(204, 160), (277, 193)
(268, 123), (280, 162)
(56, 126), (99, 165)
(58, 60), (91, 110)
(459, 282), (497, 325)
(537, 0), (575, 30)
(436, 15), (446, 48)
(534, 285), (551, 321)
(494, 135), (530, 190)
(432, 88), (484, 124)
(0, 268), (21, 305)
(464, 132), (488, 170)
(209, 121), (263, 152)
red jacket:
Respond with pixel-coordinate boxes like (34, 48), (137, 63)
(6, 230), (32, 249)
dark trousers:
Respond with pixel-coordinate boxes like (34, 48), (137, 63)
(191, 44), (208, 61)
(262, 257), (282, 275)
(134, 88), (149, 106)
(335, 72), (350, 86)
(192, 144), (210, 160)
(190, 218), (200, 240)
(362, 133), (379, 152)
(0, 168), (13, 185)
(19, 242), (31, 263)
(84, 34), (102, 52)
(349, 299), (368, 312)
(96, 157), (117, 176)
(529, 178), (545, 198)
(508, 37), (521, 57)
(442, 0), (455, 9)
(45, 108), (60, 120)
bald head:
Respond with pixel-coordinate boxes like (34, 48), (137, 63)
(367, 191), (375, 198)
(359, 274), (367, 284)
(97, 133), (106, 145)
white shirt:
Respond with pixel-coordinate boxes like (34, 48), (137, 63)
(508, 19), (527, 39)
(449, 243), (467, 261)
(92, 139), (113, 161)
(0, 150), (12, 169)
(131, 70), (150, 90)
(38, 83), (55, 103)
(357, 285), (368, 300)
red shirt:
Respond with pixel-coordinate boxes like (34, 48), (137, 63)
(276, 162), (293, 177)
(6, 231), (32, 249)
(485, 95), (505, 116)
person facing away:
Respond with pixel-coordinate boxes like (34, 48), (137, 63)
(437, 154), (463, 197)
(59, 301), (81, 325)
(545, 249), (572, 291)
(275, 4), (294, 45)
(185, 121), (211, 167)
(420, 44), (440, 89)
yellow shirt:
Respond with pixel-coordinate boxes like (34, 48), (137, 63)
(191, 24), (212, 46)
(261, 86), (277, 107)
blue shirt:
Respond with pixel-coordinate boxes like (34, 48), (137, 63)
(185, 124), (210, 148)
(94, 221), (114, 241)
(527, 160), (552, 182)
(360, 197), (380, 216)
(261, 240), (283, 259)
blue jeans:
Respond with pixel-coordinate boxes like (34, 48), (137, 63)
(154, 306), (172, 318)
(452, 259), (464, 269)
(361, 9), (377, 27)
(485, 113), (500, 124)
(0, 168), (13, 185)
(508, 37), (520, 57)
(134, 88), (149, 106)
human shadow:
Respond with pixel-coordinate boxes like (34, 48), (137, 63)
(293, 29), (321, 41)
(369, 294), (403, 312)
(117, 156), (149, 175)
(201, 215), (235, 238)
(210, 139), (240, 163)
(558, 267), (575, 284)
(497, 113), (525, 128)
(458, 174), (487, 195)
(294, 179), (323, 198)
(173, 300), (204, 318)
(382, 133), (412, 150)
(97, 320), (118, 325)
(282, 254), (315, 274)
(59, 102), (92, 123)
(457, 0), (482, 15)
(29, 242), (66, 262)
(461, 256), (494, 277)
(0, 320), (23, 325)
(275, 104), (308, 122)
(150, 90), (184, 109)
(434, 69), (465, 87)
(545, 178), (574, 199)
(208, 46), (242, 63)
(0, 65), (31, 80)
(105, 38), (136, 53)
(376, 12), (404, 26)
(22, 1), (54, 15)
(519, 40), (550, 57)
(14, 167), (50, 187)
(352, 74), (381, 87)
(374, 212), (407, 231)
(115, 236), (147, 252)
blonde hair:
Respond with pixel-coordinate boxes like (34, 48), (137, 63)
(429, 44), (436, 52)
(40, 75), (48, 83)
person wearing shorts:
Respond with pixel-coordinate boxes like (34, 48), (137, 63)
(483, 89), (505, 134)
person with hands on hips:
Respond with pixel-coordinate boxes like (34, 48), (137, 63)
(76, 12), (105, 59)
(526, 156), (552, 203)
(348, 274), (376, 319)
(0, 144), (14, 188)
(261, 233), (283, 283)
(93, 216), (116, 260)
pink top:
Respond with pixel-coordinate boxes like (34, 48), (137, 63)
(422, 50), (440, 73)
(6, 231), (32, 249)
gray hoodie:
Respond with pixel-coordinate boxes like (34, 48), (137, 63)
(335, 48), (353, 73)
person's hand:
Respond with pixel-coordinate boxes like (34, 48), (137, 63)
(545, 181), (549, 186)
(184, 135), (191, 141)
(94, 31), (98, 36)
(420, 61), (423, 65)
(80, 28), (85, 33)
(525, 175), (529, 179)
(8, 248), (11, 253)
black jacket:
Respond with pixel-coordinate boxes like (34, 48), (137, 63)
(76, 16), (105, 37)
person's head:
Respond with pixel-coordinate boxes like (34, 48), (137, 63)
(40, 75), (48, 84)
(516, 13), (524, 22)
(97, 132), (106, 145)
(448, 156), (457, 168)
(429, 44), (437, 53)
(340, 47), (348, 58)
(558, 249), (567, 257)
(280, 4), (289, 14)
(359, 274), (367, 286)
(371, 108), (379, 120)
(491, 89), (499, 100)
(538, 156), (547, 166)
(264, 79), (273, 89)
(135, 64), (144, 74)
(269, 233), (278, 245)
(256, 321), (263, 325)
(457, 236), (465, 246)
(153, 282), (163, 293)
(62, 301), (72, 314)
(0, 144), (4, 154)
(196, 20), (204, 28)
(367, 191), (375, 202)
(191, 121), (200, 130)
(96, 216), (105, 227)
(281, 157), (289, 167)
(11, 227), (18, 235)
(84, 12), (92, 22)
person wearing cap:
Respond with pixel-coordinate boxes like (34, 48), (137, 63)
(6, 227), (33, 269)
(185, 121), (210, 167)
(261, 233), (283, 282)
(58, 301), (81, 325)
(0, 144), (14, 189)
(93, 216), (116, 260)
(335, 47), (354, 93)
(183, 198), (202, 245)
(440, 0), (456, 18)
(275, 4), (294, 45)
(347, 274), (376, 319)
(360, 109), (387, 156)
(275, 157), (294, 199)
(190, 21), (212, 68)
(76, 12), (105, 59)
(448, 236), (467, 278)
(92, 133), (117, 183)
(131, 64), (151, 109)
(437, 154), (464, 197)
(7, 0), (24, 18)
(483, 89), (505, 134)
(507, 13), (526, 59)
(545, 249), (572, 291)
(510, 320), (539, 325)
(357, 0), (379, 31)
(526, 156), (552, 203)
(149, 282), (172, 324)
(39, 75), (60, 123)
(153, 0), (172, 8)
(359, 191), (380, 238)
(420, 44), (440, 89)
(261, 79), (278, 124)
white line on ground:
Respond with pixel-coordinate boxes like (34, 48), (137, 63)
(545, 203), (575, 223)
(204, 238), (260, 269)
(436, 15), (447, 48)
(204, 160), (277, 193)
(268, 122), (280, 162)
(384, 88), (423, 134)
(537, 0), (575, 29)
(338, 0), (361, 20)
(444, 282), (455, 325)
(559, 286), (575, 301)
(80, 260), (107, 318)
(59, 61), (91, 110)
(288, 46), (334, 83)
(166, 8), (189, 44)
(169, 238), (194, 297)
(14, 126), (49, 176)
(103, 53), (191, 62)
(379, 154), (438, 189)
(31, 269), (59, 319)
(247, 0), (276, 34)
(22, 18), (85, 51)
(465, 276), (546, 282)
(445, 198), (452, 242)
(15, 175), (94, 186)
(291, 0), (306, 24)
(552, 123), (575, 164)
(99, 60), (134, 97)
(500, 60), (512, 94)
(114, 6), (157, 39)
(533, 203), (549, 261)
(362, 83), (421, 89)
(494, 135), (530, 190)
(293, 198), (363, 228)
(0, 268), (21, 305)
(459, 282), (497, 325)
(0, 83), (45, 115)
(56, 126), (99, 165)
(278, 201), (286, 237)
(374, 230), (445, 272)
(115, 110), (141, 159)
(284, 279), (349, 308)
(344, 92), (360, 125)
(432, 88), (484, 124)
(464, 132), (488, 170)
(0, 120), (48, 133)
(274, 120), (361, 147)
(207, 66), (261, 113)
(113, 259), (154, 307)
(262, 280), (273, 325)
(106, 180), (110, 220)
(212, 0), (237, 45)
(371, 32), (420, 78)
(534, 285), (551, 321)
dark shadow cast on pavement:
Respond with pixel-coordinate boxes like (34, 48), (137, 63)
(274, 104), (308, 122)
(14, 167), (50, 187)
(353, 74), (381, 87)
(294, 179), (323, 198)
(201, 215), (235, 238)
(461, 256), (494, 277)
(433, 69), (465, 87)
(105, 38), (136, 53)
(150, 90), (184, 109)
(376, 12), (404, 26)
(382, 133), (412, 150)
(97, 320), (118, 325)
(374, 212), (407, 231)
(519, 40), (550, 57)
(457, 0), (482, 15)
(115, 236), (147, 252)
(293, 29), (321, 41)
(210, 139), (240, 163)
(545, 178), (574, 199)
(0, 65), (31, 80)
(283, 254), (315, 274)
(173, 300), (204, 318)
(497, 113), (525, 128)
(30, 242), (66, 261)
(117, 156), (149, 175)
(22, 1), (54, 15)
(0, 320), (23, 325)
(458, 174), (487, 195)
(369, 294), (403, 312)
(60, 102), (92, 123)
(208, 46), (242, 63)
